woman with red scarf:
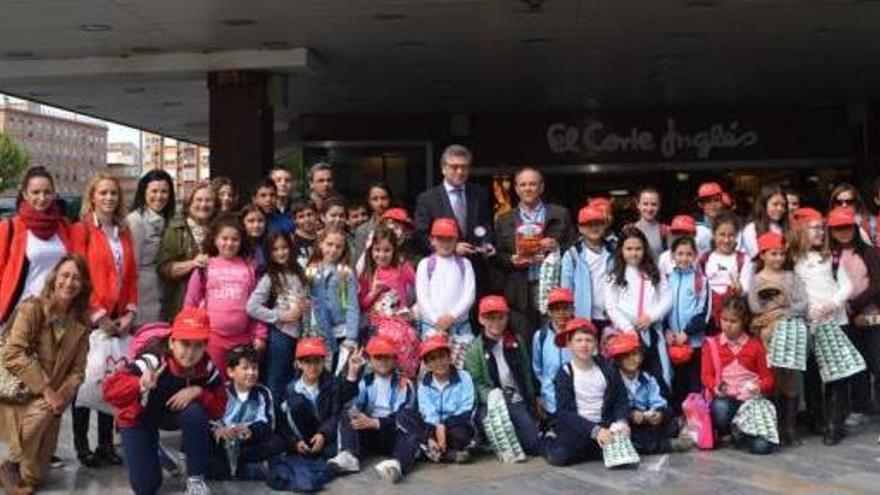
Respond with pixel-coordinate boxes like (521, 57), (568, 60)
(0, 167), (71, 334)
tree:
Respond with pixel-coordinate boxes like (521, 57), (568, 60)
(0, 132), (29, 194)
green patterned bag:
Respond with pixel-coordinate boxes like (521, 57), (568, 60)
(483, 389), (527, 464)
(732, 397), (779, 445)
(812, 321), (866, 383)
(602, 431), (640, 468)
(768, 317), (808, 371)
(537, 250), (562, 315)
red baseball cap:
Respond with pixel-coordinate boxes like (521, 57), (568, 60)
(430, 218), (459, 238)
(697, 182), (724, 199)
(479, 295), (510, 316)
(295, 337), (328, 359)
(365, 336), (396, 357)
(577, 206), (606, 225)
(791, 207), (823, 226)
(721, 192), (734, 208)
(606, 332), (641, 358)
(757, 232), (786, 254)
(547, 287), (574, 306)
(382, 208), (413, 226)
(555, 318), (599, 347)
(588, 197), (612, 212)
(171, 307), (211, 341)
(418, 335), (451, 359)
(827, 206), (856, 228)
(669, 215), (696, 234)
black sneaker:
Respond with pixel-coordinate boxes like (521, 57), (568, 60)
(76, 450), (101, 468)
(49, 455), (64, 469)
(95, 446), (123, 466)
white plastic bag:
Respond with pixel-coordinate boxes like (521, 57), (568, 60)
(77, 331), (131, 414)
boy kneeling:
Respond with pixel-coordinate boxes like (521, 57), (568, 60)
(330, 336), (420, 483)
(543, 318), (630, 466)
(606, 333), (692, 454)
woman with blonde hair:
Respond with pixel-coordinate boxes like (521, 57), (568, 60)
(0, 255), (92, 493)
(70, 173), (138, 468)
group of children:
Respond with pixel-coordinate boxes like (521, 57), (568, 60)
(97, 177), (879, 494)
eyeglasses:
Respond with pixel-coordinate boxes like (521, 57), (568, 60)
(835, 198), (856, 206)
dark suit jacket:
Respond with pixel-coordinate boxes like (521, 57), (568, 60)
(494, 203), (577, 319)
(414, 182), (494, 254)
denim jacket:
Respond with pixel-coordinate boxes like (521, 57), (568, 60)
(307, 264), (359, 350)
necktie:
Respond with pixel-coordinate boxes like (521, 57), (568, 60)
(451, 187), (466, 231)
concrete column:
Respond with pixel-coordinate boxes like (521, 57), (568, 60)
(208, 70), (273, 195)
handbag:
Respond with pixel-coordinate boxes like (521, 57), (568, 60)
(0, 301), (43, 404)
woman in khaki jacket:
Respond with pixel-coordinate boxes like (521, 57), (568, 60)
(0, 254), (91, 494)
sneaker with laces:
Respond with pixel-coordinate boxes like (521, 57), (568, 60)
(49, 456), (64, 469)
(374, 459), (401, 484)
(327, 450), (360, 473)
(185, 476), (211, 495)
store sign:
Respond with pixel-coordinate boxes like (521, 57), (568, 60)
(547, 118), (759, 159)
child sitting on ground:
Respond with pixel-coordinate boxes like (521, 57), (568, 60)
(281, 337), (339, 460)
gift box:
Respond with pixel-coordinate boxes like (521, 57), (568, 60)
(537, 250), (562, 315)
(484, 389), (527, 464)
(768, 317), (808, 371)
(515, 223), (544, 257)
(812, 321), (867, 383)
(732, 398), (779, 445)
(602, 432), (640, 469)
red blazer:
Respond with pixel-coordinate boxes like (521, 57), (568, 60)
(0, 216), (72, 323)
(70, 218), (138, 322)
(701, 335), (774, 399)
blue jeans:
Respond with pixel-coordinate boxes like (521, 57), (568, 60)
(710, 397), (775, 455)
(264, 329), (296, 402)
(337, 410), (420, 474)
(121, 403), (211, 495)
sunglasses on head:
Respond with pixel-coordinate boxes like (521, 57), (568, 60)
(835, 198), (856, 206)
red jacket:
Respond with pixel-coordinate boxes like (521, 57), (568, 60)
(103, 352), (226, 428)
(70, 218), (137, 322)
(701, 334), (774, 399)
(0, 216), (72, 323)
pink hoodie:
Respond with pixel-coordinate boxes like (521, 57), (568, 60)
(184, 256), (267, 341)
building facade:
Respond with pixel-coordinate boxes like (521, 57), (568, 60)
(0, 99), (107, 196)
(106, 141), (141, 208)
(142, 132), (210, 201)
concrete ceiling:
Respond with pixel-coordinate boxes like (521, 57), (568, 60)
(1, 0), (879, 145)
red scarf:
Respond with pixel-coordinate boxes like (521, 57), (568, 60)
(17, 202), (65, 240)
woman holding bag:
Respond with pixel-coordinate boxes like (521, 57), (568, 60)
(0, 166), (71, 335)
(70, 174), (138, 468)
(0, 255), (92, 494)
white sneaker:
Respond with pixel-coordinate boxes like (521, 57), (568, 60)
(374, 459), (402, 484)
(185, 476), (211, 495)
(845, 413), (866, 427)
(327, 450), (361, 473)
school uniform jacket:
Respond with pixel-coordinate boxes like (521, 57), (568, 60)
(282, 372), (340, 446)
(103, 352), (226, 428)
(554, 356), (629, 439)
(70, 218), (138, 322)
(417, 368), (476, 437)
(464, 330), (536, 406)
(339, 370), (414, 431)
(222, 383), (275, 440)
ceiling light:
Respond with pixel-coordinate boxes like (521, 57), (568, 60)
(372, 13), (406, 21)
(5, 51), (36, 59)
(609, 190), (629, 197)
(79, 24), (113, 32)
(221, 18), (258, 27)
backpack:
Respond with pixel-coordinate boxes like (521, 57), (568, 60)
(697, 250), (746, 283)
(128, 321), (172, 359)
(426, 253), (465, 280)
(266, 455), (335, 493)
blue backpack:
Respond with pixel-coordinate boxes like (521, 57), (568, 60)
(266, 455), (335, 493)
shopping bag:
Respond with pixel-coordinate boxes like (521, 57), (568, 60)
(602, 430), (640, 469)
(483, 388), (527, 464)
(812, 321), (866, 383)
(79, 331), (131, 414)
(767, 317), (808, 371)
(537, 250), (562, 315)
(681, 392), (714, 450)
(732, 397), (779, 445)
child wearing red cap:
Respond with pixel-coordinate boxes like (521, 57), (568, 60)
(416, 335), (477, 464)
(184, 215), (267, 379)
(747, 231), (807, 446)
(790, 207), (855, 445)
(605, 227), (673, 390)
(695, 182), (725, 255)
(465, 295), (543, 456)
(561, 206), (613, 325)
(279, 337), (339, 461)
(700, 212), (752, 331)
(657, 215), (697, 277)
(701, 296), (775, 455)
(828, 206), (880, 430)
(606, 333), (692, 455)
(532, 287), (574, 419)
(739, 185), (788, 259)
(331, 337), (419, 484)
(543, 318), (630, 466)
(104, 307), (227, 495)
(416, 218), (476, 366)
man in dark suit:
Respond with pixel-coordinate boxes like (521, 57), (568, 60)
(494, 167), (577, 340)
(415, 144), (496, 294)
